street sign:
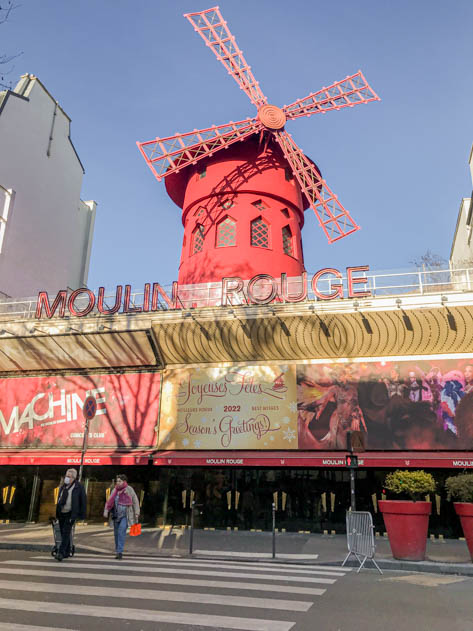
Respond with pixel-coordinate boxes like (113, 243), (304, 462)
(346, 430), (365, 453)
(82, 395), (97, 421)
(346, 454), (359, 469)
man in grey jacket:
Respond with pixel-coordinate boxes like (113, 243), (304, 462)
(55, 468), (87, 561)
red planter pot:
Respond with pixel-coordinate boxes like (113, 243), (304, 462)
(379, 500), (431, 561)
(454, 503), (473, 561)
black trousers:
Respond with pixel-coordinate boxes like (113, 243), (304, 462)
(58, 512), (74, 557)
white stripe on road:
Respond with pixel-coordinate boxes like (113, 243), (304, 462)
(0, 566), (326, 596)
(0, 597), (295, 631)
(194, 550), (319, 560)
(6, 559), (336, 584)
(57, 554), (347, 577)
(0, 578), (312, 612)
(0, 625), (76, 631)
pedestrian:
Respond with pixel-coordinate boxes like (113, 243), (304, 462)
(103, 474), (140, 559)
(55, 468), (87, 562)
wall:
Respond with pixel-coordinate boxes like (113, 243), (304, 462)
(0, 75), (96, 298)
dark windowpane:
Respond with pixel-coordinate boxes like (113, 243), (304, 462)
(251, 218), (269, 248)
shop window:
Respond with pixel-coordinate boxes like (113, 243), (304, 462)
(252, 199), (267, 211)
(281, 208), (290, 218)
(251, 217), (270, 248)
(282, 225), (294, 256)
(216, 216), (236, 247)
(192, 223), (205, 254)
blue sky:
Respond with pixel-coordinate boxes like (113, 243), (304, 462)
(3, 0), (473, 289)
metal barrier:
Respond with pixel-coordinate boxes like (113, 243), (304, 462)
(342, 511), (382, 574)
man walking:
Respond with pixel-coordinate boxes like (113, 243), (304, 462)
(55, 468), (87, 561)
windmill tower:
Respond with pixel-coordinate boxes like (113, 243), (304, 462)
(138, 7), (379, 287)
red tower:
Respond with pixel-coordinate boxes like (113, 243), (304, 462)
(138, 7), (379, 286)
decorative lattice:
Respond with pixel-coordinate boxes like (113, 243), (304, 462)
(251, 218), (269, 248)
(192, 224), (205, 254)
(282, 225), (293, 256)
(221, 200), (234, 210)
(216, 216), (236, 247)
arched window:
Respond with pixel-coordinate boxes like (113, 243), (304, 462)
(216, 216), (236, 247)
(282, 225), (294, 256)
(192, 224), (205, 254)
(251, 217), (270, 248)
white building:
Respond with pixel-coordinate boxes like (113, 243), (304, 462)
(450, 144), (473, 269)
(0, 74), (96, 299)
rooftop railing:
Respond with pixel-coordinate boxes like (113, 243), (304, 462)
(0, 266), (471, 321)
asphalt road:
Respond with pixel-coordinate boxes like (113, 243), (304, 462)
(0, 549), (471, 631)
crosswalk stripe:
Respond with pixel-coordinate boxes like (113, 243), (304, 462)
(0, 566), (327, 596)
(4, 559), (337, 584)
(0, 625), (76, 631)
(194, 550), (319, 560)
(0, 578), (312, 612)
(47, 554), (347, 577)
(0, 597), (295, 631)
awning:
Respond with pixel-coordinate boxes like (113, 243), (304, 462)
(0, 450), (153, 466)
(153, 450), (473, 469)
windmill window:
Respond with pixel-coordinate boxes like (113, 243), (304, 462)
(197, 165), (207, 179)
(285, 167), (293, 182)
(251, 217), (270, 248)
(252, 199), (267, 211)
(282, 225), (294, 256)
(221, 199), (234, 210)
(216, 216), (236, 247)
(0, 187), (13, 254)
(192, 224), (205, 254)
(281, 208), (290, 218)
(195, 207), (205, 218)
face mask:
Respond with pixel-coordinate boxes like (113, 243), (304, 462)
(64, 477), (71, 485)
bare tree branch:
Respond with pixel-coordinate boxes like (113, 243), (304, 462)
(0, 2), (23, 90)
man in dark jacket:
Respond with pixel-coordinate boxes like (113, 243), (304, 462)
(55, 468), (87, 561)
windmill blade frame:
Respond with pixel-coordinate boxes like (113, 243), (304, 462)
(284, 71), (380, 121)
(184, 6), (267, 108)
(137, 118), (262, 181)
(274, 130), (360, 243)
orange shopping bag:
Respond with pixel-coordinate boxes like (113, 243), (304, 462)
(129, 523), (141, 537)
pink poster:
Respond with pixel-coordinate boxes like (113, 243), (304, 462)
(0, 372), (161, 449)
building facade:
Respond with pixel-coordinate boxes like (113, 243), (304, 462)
(0, 74), (96, 298)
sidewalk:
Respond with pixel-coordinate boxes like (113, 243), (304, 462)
(0, 522), (471, 576)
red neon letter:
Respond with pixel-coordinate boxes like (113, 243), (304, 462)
(280, 272), (307, 303)
(68, 288), (96, 317)
(97, 286), (122, 315)
(311, 268), (343, 300)
(35, 290), (67, 319)
(151, 282), (178, 310)
(122, 285), (142, 314)
(247, 274), (278, 305)
(347, 265), (371, 298)
(221, 277), (245, 306)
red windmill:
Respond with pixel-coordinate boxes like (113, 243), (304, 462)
(138, 6), (379, 288)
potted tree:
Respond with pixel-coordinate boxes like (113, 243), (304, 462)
(379, 470), (436, 561)
(445, 473), (473, 561)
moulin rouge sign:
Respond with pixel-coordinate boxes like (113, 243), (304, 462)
(35, 266), (371, 319)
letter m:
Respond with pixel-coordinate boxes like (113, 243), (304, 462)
(35, 291), (67, 319)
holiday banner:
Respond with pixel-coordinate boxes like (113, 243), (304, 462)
(0, 373), (161, 449)
(297, 358), (473, 451)
(159, 365), (298, 450)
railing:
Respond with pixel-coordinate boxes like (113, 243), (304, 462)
(0, 266), (471, 321)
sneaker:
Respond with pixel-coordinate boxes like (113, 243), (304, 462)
(115, 553), (123, 560)
(56, 553), (63, 562)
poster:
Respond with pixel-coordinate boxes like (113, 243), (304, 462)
(0, 372), (161, 449)
(297, 358), (473, 450)
(159, 365), (298, 449)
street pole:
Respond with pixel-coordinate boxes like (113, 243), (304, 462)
(189, 500), (195, 555)
(350, 469), (356, 512)
(272, 502), (276, 559)
(78, 416), (90, 483)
